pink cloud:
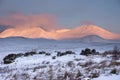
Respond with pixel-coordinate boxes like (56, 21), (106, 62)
(0, 13), (58, 31)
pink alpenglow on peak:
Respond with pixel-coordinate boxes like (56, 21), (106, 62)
(57, 25), (120, 40)
(0, 24), (120, 40)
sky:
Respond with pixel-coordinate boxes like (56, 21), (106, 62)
(0, 0), (120, 33)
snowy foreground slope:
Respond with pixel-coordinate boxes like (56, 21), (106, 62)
(0, 37), (120, 80)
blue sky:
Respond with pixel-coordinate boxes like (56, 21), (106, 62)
(0, 0), (120, 33)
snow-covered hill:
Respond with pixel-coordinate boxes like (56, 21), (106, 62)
(58, 25), (120, 40)
(0, 24), (120, 40)
(0, 27), (57, 39)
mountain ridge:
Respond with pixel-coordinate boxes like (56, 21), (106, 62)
(57, 25), (120, 40)
(0, 24), (120, 40)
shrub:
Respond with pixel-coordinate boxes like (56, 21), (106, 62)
(38, 51), (51, 56)
(3, 53), (17, 64)
(112, 46), (120, 60)
(80, 48), (99, 56)
(90, 70), (100, 78)
(3, 51), (37, 64)
(52, 56), (56, 59)
(91, 73), (99, 78)
(67, 61), (74, 67)
(103, 46), (120, 60)
(24, 51), (37, 56)
(81, 48), (91, 56)
(65, 51), (75, 54)
(38, 51), (46, 55)
(81, 50), (85, 55)
(45, 53), (51, 56)
(57, 51), (75, 57)
(16, 53), (24, 58)
(76, 70), (82, 79)
(57, 51), (61, 56)
(110, 68), (117, 74)
(109, 61), (120, 67)
(91, 49), (96, 54)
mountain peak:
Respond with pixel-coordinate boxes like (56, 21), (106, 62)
(57, 25), (120, 40)
(80, 24), (98, 28)
(78, 24), (107, 31)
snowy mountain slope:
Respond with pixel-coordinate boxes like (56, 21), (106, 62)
(0, 27), (57, 39)
(57, 25), (120, 40)
(0, 24), (120, 40)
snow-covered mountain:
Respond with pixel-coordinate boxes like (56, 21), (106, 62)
(0, 24), (120, 40)
(0, 27), (57, 39)
(57, 25), (120, 40)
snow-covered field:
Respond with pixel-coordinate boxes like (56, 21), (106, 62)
(0, 37), (120, 80)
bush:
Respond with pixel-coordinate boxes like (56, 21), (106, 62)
(91, 49), (96, 54)
(16, 53), (24, 58)
(38, 51), (46, 55)
(3, 51), (37, 64)
(90, 70), (100, 78)
(52, 56), (56, 59)
(103, 46), (120, 60)
(57, 51), (75, 57)
(3, 54), (17, 64)
(3, 51), (51, 64)
(91, 72), (99, 78)
(80, 48), (99, 56)
(65, 51), (75, 54)
(57, 51), (62, 56)
(80, 48), (91, 56)
(24, 51), (37, 57)
(112, 46), (120, 60)
(45, 53), (51, 56)
(76, 70), (82, 79)
(110, 68), (117, 74)
(38, 51), (51, 56)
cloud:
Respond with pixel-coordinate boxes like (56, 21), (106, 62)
(0, 25), (11, 33)
(0, 13), (58, 31)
